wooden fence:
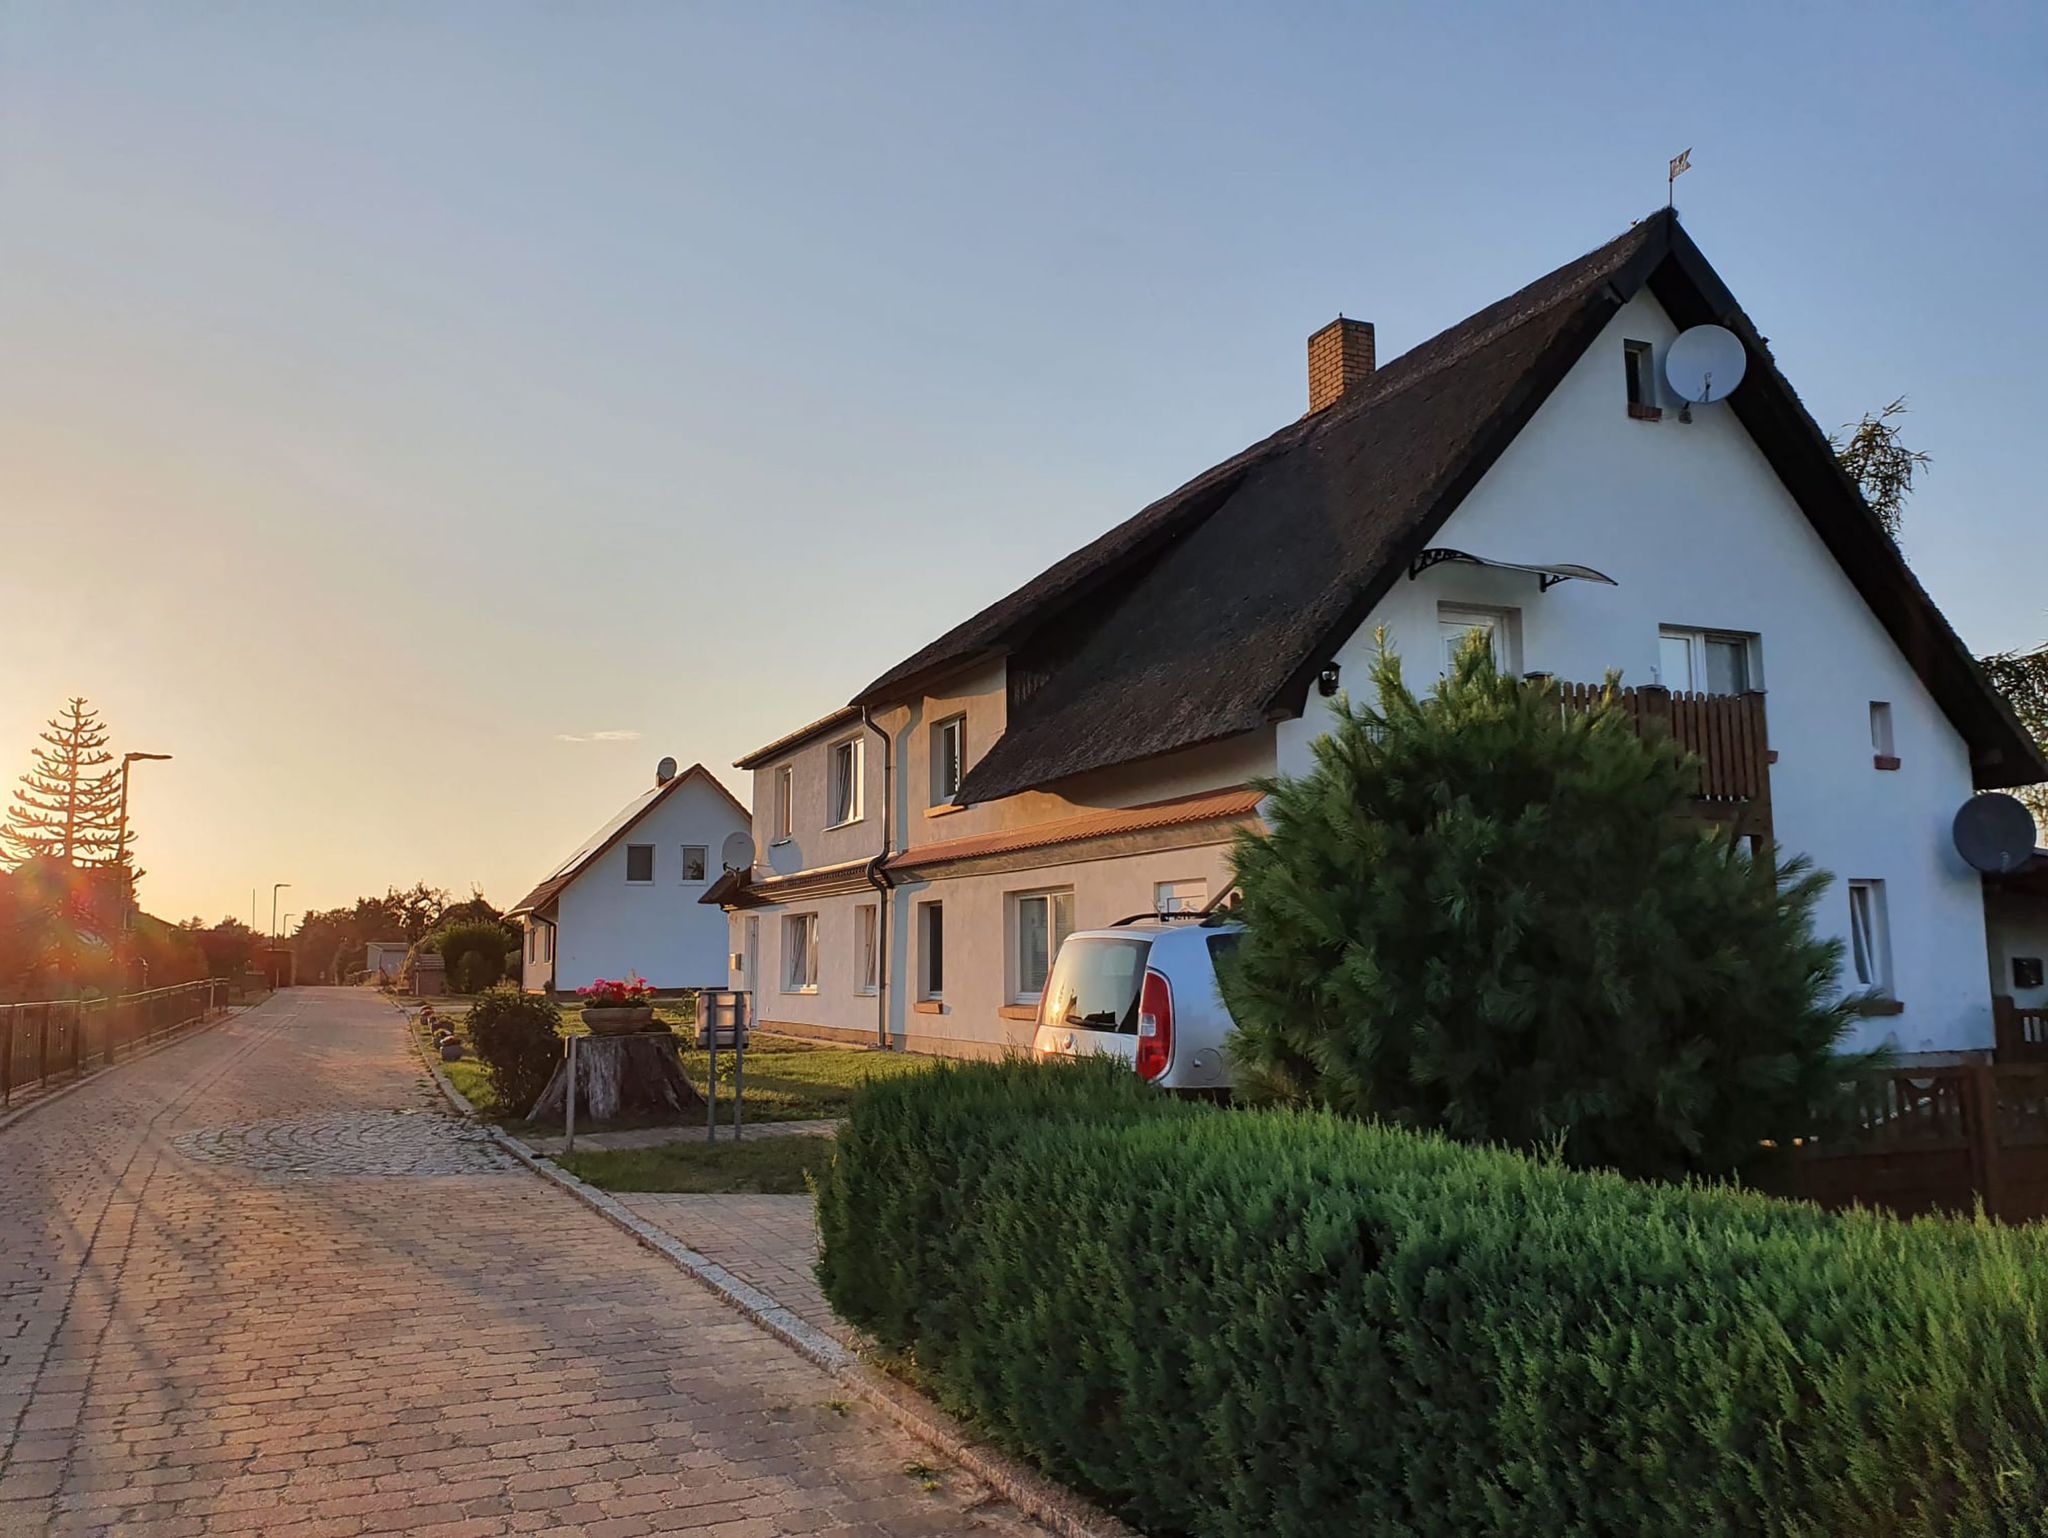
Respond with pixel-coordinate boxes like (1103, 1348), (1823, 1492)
(1556, 683), (1773, 827)
(1772, 1059), (2048, 1222)
(0, 980), (228, 1108)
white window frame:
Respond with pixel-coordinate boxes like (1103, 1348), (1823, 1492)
(1154, 879), (1208, 917)
(679, 845), (708, 884)
(1657, 626), (1760, 695)
(782, 912), (818, 994)
(1438, 603), (1519, 676)
(827, 736), (865, 828)
(773, 764), (794, 843)
(624, 844), (656, 885)
(1847, 880), (1893, 997)
(1869, 701), (1896, 760)
(855, 903), (878, 995)
(540, 924), (553, 964)
(932, 714), (966, 804)
(918, 901), (944, 1000)
(1009, 888), (1075, 1004)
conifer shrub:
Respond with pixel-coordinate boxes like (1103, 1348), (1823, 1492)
(432, 919), (518, 994)
(465, 985), (561, 1116)
(1221, 637), (1867, 1180)
(816, 1059), (2048, 1538)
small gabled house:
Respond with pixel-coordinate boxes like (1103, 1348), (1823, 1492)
(510, 759), (747, 994)
(714, 209), (2045, 1062)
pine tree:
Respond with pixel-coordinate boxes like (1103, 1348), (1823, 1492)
(3, 699), (123, 868)
(1220, 635), (1870, 1181)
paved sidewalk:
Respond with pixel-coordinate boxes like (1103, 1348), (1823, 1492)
(615, 1198), (846, 1350)
(0, 987), (1040, 1537)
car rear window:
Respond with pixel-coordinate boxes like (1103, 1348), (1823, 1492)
(1040, 937), (1151, 1034)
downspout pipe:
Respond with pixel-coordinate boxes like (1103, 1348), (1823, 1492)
(860, 706), (894, 1049)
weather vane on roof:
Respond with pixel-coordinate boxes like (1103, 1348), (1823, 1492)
(1668, 147), (1692, 209)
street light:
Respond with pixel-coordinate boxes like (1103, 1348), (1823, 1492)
(272, 882), (291, 943)
(281, 913), (296, 936)
(116, 752), (172, 930)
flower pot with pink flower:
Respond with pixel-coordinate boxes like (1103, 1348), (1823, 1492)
(577, 975), (658, 1034)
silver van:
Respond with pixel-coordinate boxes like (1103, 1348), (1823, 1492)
(1030, 919), (1242, 1091)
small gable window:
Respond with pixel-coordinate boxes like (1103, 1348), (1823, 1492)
(1870, 702), (1899, 770)
(1624, 339), (1660, 420)
(625, 844), (655, 884)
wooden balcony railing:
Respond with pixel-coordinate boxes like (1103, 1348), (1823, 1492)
(1995, 994), (2048, 1063)
(1557, 683), (1773, 836)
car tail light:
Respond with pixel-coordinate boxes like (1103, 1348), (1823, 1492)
(1135, 968), (1173, 1082)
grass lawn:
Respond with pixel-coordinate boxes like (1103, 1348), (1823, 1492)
(411, 1004), (930, 1127)
(558, 1134), (832, 1194)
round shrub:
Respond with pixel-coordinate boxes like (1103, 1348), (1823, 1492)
(466, 985), (561, 1117)
(433, 919), (518, 994)
(1222, 636), (1867, 1180)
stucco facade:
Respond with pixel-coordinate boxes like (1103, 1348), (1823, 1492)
(1275, 291), (1996, 1055)
(514, 767), (748, 994)
(721, 277), (2028, 1065)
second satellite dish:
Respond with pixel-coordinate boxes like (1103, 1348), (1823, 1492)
(1664, 324), (1747, 406)
(720, 831), (756, 874)
(1953, 793), (2038, 875)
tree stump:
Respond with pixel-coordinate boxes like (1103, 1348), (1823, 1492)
(526, 1030), (706, 1123)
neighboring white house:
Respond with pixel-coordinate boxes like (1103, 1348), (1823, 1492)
(364, 941), (409, 982)
(510, 759), (749, 994)
(709, 209), (2045, 1062)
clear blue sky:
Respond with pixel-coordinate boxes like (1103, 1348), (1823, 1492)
(3, 2), (2044, 926)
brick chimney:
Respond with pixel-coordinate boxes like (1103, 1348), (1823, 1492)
(1307, 316), (1375, 413)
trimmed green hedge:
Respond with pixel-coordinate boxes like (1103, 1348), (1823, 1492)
(816, 1059), (2048, 1538)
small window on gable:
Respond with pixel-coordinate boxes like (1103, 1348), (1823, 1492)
(625, 844), (655, 883)
(1870, 702), (1898, 767)
(1624, 339), (1659, 419)
(680, 845), (708, 882)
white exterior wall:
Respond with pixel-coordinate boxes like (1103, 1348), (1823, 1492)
(518, 919), (555, 994)
(740, 839), (1241, 1055)
(552, 775), (748, 991)
(1987, 892), (2048, 1012)
(1277, 290), (1992, 1055)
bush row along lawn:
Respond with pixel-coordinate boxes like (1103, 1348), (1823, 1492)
(819, 1056), (2048, 1538)
(410, 1001), (929, 1127)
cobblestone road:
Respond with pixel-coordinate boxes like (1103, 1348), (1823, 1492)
(0, 989), (1039, 1538)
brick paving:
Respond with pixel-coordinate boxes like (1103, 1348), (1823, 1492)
(0, 988), (1041, 1537)
(613, 1200), (845, 1350)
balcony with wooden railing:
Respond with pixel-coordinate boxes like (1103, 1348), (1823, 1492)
(1556, 683), (1773, 840)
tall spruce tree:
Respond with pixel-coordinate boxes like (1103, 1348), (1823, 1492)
(1220, 636), (1868, 1181)
(3, 699), (123, 868)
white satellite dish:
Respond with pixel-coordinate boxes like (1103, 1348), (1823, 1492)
(720, 830), (755, 873)
(655, 756), (678, 785)
(1664, 324), (1747, 409)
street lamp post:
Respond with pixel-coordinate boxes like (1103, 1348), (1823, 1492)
(272, 883), (291, 943)
(116, 752), (173, 929)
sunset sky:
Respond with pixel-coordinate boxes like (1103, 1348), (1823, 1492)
(4, 2), (2045, 929)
